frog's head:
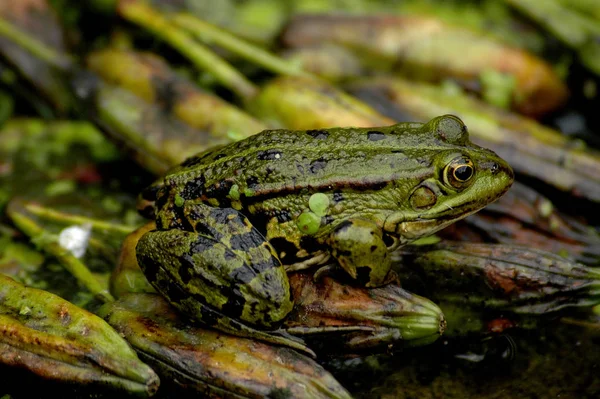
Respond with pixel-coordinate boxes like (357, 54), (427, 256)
(383, 115), (514, 244)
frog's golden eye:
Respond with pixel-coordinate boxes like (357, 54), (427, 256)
(443, 157), (474, 189)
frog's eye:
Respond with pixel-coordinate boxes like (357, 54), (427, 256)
(443, 157), (474, 189)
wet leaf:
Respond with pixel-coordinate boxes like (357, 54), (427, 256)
(100, 293), (352, 399)
(396, 242), (600, 315)
(284, 273), (445, 352)
(0, 274), (159, 396)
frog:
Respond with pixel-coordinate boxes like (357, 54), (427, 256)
(134, 114), (514, 350)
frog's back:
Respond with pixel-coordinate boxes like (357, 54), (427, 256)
(162, 120), (475, 204)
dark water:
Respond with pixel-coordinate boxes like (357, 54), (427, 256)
(330, 323), (600, 398)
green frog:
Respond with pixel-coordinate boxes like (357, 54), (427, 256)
(135, 115), (513, 350)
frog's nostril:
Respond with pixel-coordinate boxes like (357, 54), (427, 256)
(490, 162), (499, 174)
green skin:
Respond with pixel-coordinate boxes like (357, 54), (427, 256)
(136, 115), (514, 346)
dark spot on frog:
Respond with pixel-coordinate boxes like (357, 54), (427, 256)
(154, 188), (170, 212)
(137, 254), (159, 283)
(370, 245), (378, 252)
(229, 230), (264, 252)
(182, 246), (247, 294)
(265, 165), (276, 178)
(257, 149), (283, 161)
(247, 300), (260, 319)
(224, 250), (237, 261)
(213, 153), (227, 161)
(299, 235), (321, 254)
(382, 233), (395, 247)
(367, 131), (387, 141)
(245, 213), (269, 235)
(270, 237), (300, 262)
(211, 207), (246, 227)
(188, 236), (219, 257)
(220, 287), (246, 320)
(261, 209), (292, 223)
(160, 275), (189, 305)
(332, 192), (344, 203)
(188, 217), (224, 241)
(334, 220), (354, 234)
(178, 257), (193, 285)
(323, 215), (335, 225)
(309, 158), (327, 174)
(205, 180), (233, 201)
(246, 175), (260, 189)
(275, 210), (292, 223)
(306, 129), (329, 140)
(355, 266), (373, 285)
(181, 176), (206, 200)
(230, 256), (279, 285)
(171, 206), (195, 232)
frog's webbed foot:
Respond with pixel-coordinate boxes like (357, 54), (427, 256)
(194, 297), (315, 358)
(312, 263), (337, 283)
(284, 251), (330, 273)
(327, 218), (393, 287)
(141, 266), (315, 357)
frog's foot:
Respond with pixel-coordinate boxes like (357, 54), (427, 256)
(312, 263), (336, 283)
(188, 289), (315, 358)
(284, 252), (330, 273)
(328, 219), (393, 287)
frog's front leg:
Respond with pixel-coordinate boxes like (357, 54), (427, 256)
(136, 201), (295, 336)
(326, 219), (393, 287)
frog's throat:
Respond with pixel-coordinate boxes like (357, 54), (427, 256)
(383, 209), (480, 243)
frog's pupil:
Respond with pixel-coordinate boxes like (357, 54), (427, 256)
(455, 165), (473, 181)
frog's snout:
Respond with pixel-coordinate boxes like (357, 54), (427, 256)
(481, 159), (512, 177)
(482, 157), (515, 199)
(480, 155), (515, 186)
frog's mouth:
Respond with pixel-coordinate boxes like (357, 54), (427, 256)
(384, 208), (481, 243)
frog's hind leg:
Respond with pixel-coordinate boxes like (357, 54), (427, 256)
(137, 201), (311, 354)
